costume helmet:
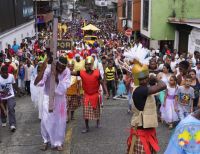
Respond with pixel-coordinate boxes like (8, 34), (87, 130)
(123, 43), (150, 86)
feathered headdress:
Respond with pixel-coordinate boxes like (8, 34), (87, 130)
(123, 43), (150, 85)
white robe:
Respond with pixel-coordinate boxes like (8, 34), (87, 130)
(38, 66), (71, 147)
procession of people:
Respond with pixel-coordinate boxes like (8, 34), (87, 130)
(0, 9), (200, 154)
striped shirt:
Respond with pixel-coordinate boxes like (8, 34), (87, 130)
(105, 67), (115, 81)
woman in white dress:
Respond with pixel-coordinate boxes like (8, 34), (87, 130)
(157, 63), (173, 103)
(30, 62), (44, 119)
(157, 63), (173, 121)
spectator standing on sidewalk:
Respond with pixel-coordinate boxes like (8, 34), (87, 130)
(12, 41), (20, 53)
(18, 61), (25, 94)
(24, 59), (34, 95)
(0, 66), (17, 132)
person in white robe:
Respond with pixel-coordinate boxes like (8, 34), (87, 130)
(34, 57), (71, 151)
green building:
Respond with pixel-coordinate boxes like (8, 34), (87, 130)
(141, 0), (200, 53)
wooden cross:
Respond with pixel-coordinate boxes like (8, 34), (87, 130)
(49, 17), (58, 112)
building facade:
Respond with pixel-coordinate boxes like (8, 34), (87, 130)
(117, 0), (141, 39)
(140, 0), (200, 53)
(116, 0), (200, 53)
(0, 0), (35, 50)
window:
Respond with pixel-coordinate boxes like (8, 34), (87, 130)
(127, 0), (132, 20)
(122, 2), (126, 18)
(143, 0), (149, 31)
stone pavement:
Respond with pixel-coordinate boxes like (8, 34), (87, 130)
(69, 99), (172, 154)
(0, 96), (172, 154)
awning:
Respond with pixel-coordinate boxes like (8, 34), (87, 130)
(81, 24), (100, 31)
(168, 17), (200, 29)
(187, 23), (200, 29)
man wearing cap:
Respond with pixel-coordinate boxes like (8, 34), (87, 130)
(127, 63), (166, 154)
(34, 57), (71, 151)
(4, 59), (15, 75)
(71, 56), (109, 133)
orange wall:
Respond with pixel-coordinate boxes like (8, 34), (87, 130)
(132, 0), (141, 31)
(117, 0), (124, 32)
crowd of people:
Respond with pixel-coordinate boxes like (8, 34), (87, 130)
(0, 12), (200, 153)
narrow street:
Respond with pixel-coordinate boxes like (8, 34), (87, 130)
(0, 96), (170, 154)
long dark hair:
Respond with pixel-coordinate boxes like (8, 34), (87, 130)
(189, 69), (196, 75)
(163, 63), (173, 73)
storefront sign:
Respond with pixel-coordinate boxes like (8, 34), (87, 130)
(57, 40), (72, 50)
(188, 28), (200, 54)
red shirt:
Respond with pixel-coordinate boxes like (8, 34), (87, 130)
(166, 49), (171, 55)
(8, 49), (15, 56)
(80, 69), (100, 109)
(8, 65), (15, 74)
(81, 49), (90, 57)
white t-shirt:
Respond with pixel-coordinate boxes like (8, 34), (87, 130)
(194, 67), (200, 79)
(0, 74), (15, 100)
(170, 61), (177, 72)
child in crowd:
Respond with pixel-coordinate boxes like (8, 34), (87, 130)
(175, 75), (195, 120)
(117, 74), (126, 97)
(161, 75), (179, 129)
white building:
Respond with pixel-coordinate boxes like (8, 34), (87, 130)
(0, 0), (35, 50)
(95, 0), (115, 9)
(0, 21), (35, 51)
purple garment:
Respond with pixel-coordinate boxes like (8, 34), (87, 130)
(89, 48), (97, 55)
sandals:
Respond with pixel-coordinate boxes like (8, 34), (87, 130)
(52, 146), (64, 151)
(57, 146), (64, 151)
(41, 143), (64, 151)
(40, 143), (48, 151)
(81, 129), (89, 134)
(169, 124), (173, 129)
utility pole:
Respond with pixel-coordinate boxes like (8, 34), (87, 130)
(35, 0), (38, 40)
(60, 0), (63, 17)
(73, 0), (76, 21)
